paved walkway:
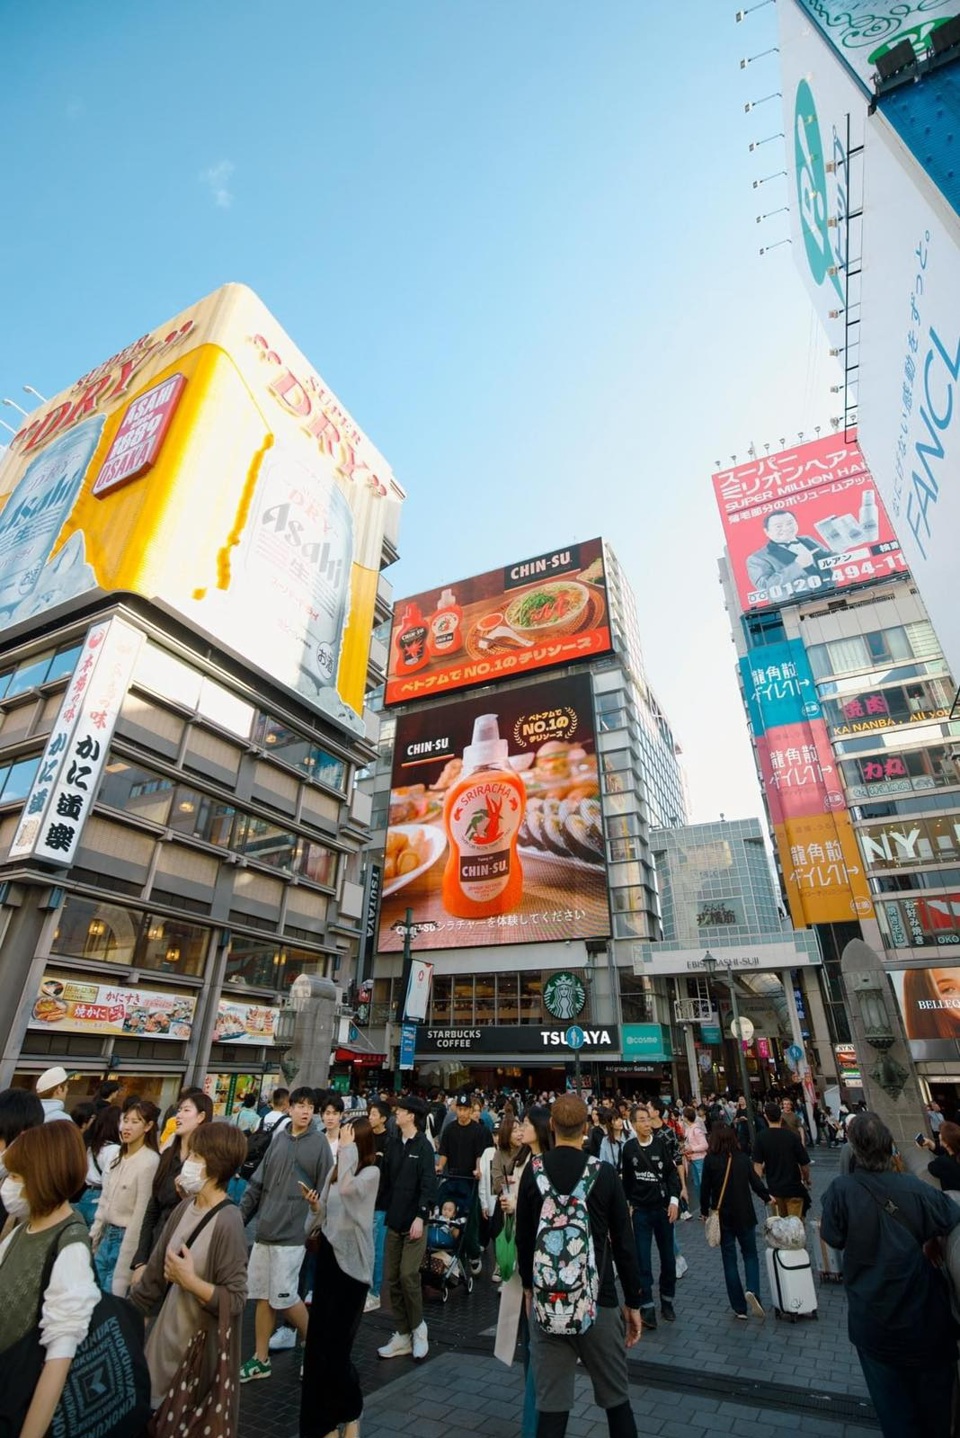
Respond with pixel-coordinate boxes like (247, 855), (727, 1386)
(238, 1145), (874, 1438)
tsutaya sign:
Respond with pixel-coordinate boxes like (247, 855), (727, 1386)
(632, 942), (822, 977)
(418, 1025), (619, 1054)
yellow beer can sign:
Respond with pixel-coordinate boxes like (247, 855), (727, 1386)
(0, 285), (402, 734)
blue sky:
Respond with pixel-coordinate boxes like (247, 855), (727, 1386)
(0, 0), (839, 822)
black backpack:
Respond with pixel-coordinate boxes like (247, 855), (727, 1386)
(239, 1113), (290, 1181)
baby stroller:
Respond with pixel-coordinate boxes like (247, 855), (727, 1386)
(420, 1174), (478, 1303)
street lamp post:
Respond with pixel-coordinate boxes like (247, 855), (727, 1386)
(702, 952), (756, 1146)
(391, 908), (439, 1091)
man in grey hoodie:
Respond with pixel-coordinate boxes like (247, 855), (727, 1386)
(239, 1085), (332, 1381)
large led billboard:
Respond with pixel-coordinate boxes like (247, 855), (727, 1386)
(713, 435), (907, 615)
(377, 671), (609, 952)
(383, 539), (611, 707)
(890, 965), (960, 1062)
(0, 285), (402, 737)
(857, 119), (960, 686)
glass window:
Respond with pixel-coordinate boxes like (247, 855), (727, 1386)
(619, 972), (653, 1023)
(224, 937), (286, 988)
(45, 644), (82, 684)
(135, 643), (203, 710)
(301, 841), (337, 887)
(279, 948), (328, 992)
(5, 655), (52, 698)
(236, 815), (300, 873)
(257, 715), (311, 769)
(50, 896), (142, 966)
(430, 974), (452, 1026)
(453, 976), (474, 1025)
(304, 746), (347, 792)
(496, 974), (519, 1024)
(520, 973), (542, 1024)
(475, 975), (495, 1025)
(197, 678), (254, 738)
(99, 758), (175, 824)
(139, 916), (209, 977)
(1, 757), (40, 804)
(168, 788), (236, 847)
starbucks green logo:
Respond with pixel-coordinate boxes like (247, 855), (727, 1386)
(794, 79), (844, 303)
(543, 971), (586, 1022)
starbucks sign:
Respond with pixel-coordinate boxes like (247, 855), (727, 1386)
(543, 971), (586, 1022)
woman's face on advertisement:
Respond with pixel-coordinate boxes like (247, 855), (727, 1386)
(931, 969), (960, 1003)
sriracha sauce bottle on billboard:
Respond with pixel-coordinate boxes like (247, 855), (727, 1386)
(442, 713), (525, 918)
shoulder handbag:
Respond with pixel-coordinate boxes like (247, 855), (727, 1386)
(0, 1218), (151, 1438)
(704, 1158), (732, 1248)
(147, 1282), (235, 1438)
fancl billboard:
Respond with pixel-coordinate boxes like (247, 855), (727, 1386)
(778, 2), (868, 354)
(857, 119), (960, 686)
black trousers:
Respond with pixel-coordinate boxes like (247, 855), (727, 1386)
(300, 1234), (368, 1437)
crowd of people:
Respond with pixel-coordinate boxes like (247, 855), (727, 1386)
(2, 1068), (960, 1437)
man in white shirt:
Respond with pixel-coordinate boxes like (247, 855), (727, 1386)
(261, 1088), (290, 1131)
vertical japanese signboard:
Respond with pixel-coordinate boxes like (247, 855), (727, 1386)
(9, 617), (144, 865)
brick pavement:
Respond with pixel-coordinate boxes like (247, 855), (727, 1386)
(238, 1144), (875, 1438)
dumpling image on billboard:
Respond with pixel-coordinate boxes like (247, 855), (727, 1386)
(377, 671), (611, 952)
(0, 284), (403, 735)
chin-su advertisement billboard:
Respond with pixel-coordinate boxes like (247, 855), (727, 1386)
(377, 671), (610, 952)
(0, 284), (403, 736)
(713, 435), (907, 615)
(383, 539), (612, 707)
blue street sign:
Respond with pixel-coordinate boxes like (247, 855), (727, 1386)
(399, 1022), (418, 1071)
(786, 1043), (804, 1064)
(565, 1025), (586, 1051)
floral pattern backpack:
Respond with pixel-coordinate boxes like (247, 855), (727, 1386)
(531, 1153), (601, 1335)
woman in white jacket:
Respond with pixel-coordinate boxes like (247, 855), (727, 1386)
(90, 1095), (159, 1295)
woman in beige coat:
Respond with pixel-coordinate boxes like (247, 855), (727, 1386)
(130, 1122), (248, 1432)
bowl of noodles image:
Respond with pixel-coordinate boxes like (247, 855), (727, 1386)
(504, 581), (591, 639)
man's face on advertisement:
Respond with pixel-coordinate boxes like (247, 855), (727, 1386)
(765, 512), (799, 544)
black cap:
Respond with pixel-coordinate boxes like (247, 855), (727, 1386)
(455, 1093), (472, 1107)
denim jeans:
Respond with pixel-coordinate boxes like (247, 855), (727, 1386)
(519, 1305), (537, 1438)
(857, 1349), (955, 1438)
(74, 1187), (100, 1227)
(687, 1157), (704, 1205)
(371, 1208), (387, 1298)
(94, 1221), (125, 1292)
(719, 1225), (760, 1315)
(631, 1206), (676, 1306)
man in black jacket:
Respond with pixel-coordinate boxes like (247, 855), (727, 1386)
(517, 1093), (642, 1438)
(378, 1094), (437, 1363)
(822, 1111), (960, 1438)
(621, 1104), (682, 1330)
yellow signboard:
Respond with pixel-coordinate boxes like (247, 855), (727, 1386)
(0, 285), (403, 734)
(774, 811), (875, 927)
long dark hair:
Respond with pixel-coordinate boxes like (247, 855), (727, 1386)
(114, 1097), (160, 1167)
(154, 1089), (213, 1193)
(85, 1103), (121, 1156)
(707, 1122), (740, 1158)
(517, 1104), (554, 1166)
(331, 1115), (375, 1183)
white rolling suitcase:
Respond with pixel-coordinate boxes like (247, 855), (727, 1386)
(766, 1245), (818, 1321)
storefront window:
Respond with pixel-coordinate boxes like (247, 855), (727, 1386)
(139, 917), (210, 977)
(520, 973), (542, 1024)
(475, 975), (495, 1025)
(496, 974), (519, 1024)
(430, 975), (452, 1025)
(453, 976), (474, 1025)
(51, 896), (142, 966)
(224, 937), (286, 989)
(279, 949), (329, 991)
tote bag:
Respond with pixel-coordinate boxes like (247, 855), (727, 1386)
(147, 1284), (234, 1438)
(704, 1158), (732, 1248)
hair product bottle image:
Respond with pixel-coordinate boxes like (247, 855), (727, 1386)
(442, 714), (525, 918)
(858, 489), (879, 544)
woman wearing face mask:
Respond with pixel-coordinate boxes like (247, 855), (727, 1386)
(130, 1088), (213, 1277)
(0, 1122), (100, 1438)
(90, 1095), (160, 1295)
(129, 1122), (248, 1427)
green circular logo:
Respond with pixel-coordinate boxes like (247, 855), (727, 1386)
(794, 79), (844, 304)
(543, 971), (586, 1021)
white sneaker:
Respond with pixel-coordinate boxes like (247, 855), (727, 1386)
(412, 1321), (428, 1362)
(675, 1255), (688, 1278)
(745, 1290), (766, 1319)
(364, 1293), (381, 1313)
(268, 1326), (297, 1352)
(377, 1331), (412, 1359)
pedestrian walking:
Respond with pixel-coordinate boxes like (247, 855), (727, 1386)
(234, 1094), (261, 1134)
(301, 1117), (379, 1438)
(75, 1104), (121, 1228)
(700, 1122), (772, 1320)
(0, 1121), (101, 1438)
(130, 1122), (248, 1430)
(821, 1111), (960, 1438)
(621, 1104), (681, 1329)
(752, 1101), (810, 1218)
(130, 1087), (213, 1276)
(597, 1112), (629, 1176)
(377, 1094), (437, 1363)
(364, 1097), (390, 1313)
(238, 1086), (332, 1382)
(516, 1093), (642, 1438)
(90, 1096), (160, 1294)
